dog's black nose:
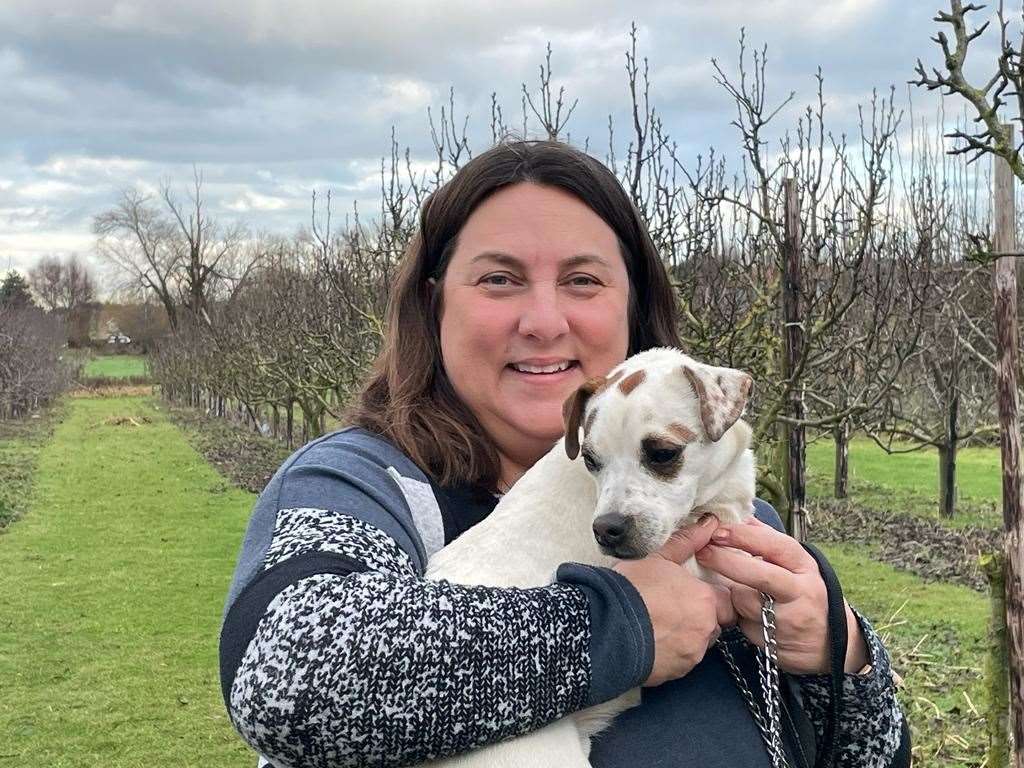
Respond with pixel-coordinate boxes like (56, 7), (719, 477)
(593, 513), (633, 549)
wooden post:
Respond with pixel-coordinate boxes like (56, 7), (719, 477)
(782, 178), (807, 540)
(992, 124), (1024, 768)
(982, 552), (1011, 768)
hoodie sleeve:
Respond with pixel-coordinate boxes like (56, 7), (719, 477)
(219, 429), (653, 768)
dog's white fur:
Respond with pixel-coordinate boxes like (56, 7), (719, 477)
(418, 348), (756, 768)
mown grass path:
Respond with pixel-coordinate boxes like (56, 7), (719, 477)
(0, 396), (253, 767)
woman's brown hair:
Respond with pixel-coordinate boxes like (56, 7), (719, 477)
(346, 139), (681, 490)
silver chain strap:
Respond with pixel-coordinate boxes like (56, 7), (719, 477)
(717, 592), (789, 768)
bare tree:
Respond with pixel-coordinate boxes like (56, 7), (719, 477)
(94, 171), (261, 332)
(94, 188), (182, 330)
(28, 254), (97, 345)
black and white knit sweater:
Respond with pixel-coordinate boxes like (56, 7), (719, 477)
(219, 427), (905, 767)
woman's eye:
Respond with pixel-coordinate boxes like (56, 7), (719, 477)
(481, 273), (517, 287)
(566, 274), (600, 288)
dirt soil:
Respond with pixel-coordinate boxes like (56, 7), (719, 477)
(164, 402), (291, 494)
(810, 498), (1003, 592)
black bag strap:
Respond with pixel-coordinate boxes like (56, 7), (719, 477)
(800, 542), (847, 768)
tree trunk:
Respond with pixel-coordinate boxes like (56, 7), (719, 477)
(286, 400), (294, 448)
(834, 420), (849, 499)
(938, 440), (958, 519)
(781, 178), (807, 540)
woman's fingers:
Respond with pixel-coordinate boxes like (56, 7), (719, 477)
(713, 583), (739, 627)
(738, 617), (766, 648)
(728, 582), (764, 620)
(695, 543), (801, 601)
(710, 517), (818, 574)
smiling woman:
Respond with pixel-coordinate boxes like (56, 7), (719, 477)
(218, 140), (908, 768)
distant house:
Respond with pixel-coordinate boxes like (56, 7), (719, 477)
(94, 318), (130, 345)
(89, 313), (119, 344)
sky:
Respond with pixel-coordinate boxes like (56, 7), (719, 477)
(0, 0), (1009, 289)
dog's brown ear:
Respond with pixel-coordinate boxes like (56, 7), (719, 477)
(681, 364), (754, 442)
(562, 377), (605, 459)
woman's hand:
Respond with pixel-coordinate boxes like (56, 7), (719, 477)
(613, 515), (738, 687)
(694, 517), (869, 676)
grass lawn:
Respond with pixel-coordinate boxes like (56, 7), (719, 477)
(0, 396), (253, 767)
(805, 436), (1002, 528)
(82, 355), (150, 380)
(823, 543), (987, 766)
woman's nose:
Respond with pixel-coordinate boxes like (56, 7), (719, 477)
(517, 284), (570, 341)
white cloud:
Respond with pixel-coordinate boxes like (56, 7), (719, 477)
(365, 77), (435, 120)
(36, 155), (147, 178)
(225, 188), (294, 212)
(16, 179), (93, 200)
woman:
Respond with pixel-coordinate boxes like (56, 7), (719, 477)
(219, 139), (905, 767)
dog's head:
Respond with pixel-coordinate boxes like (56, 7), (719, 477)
(562, 347), (753, 559)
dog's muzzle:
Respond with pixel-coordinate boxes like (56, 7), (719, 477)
(593, 513), (642, 558)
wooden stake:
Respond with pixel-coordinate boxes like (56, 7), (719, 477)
(982, 552), (1011, 767)
(993, 124), (1024, 768)
(782, 177), (807, 540)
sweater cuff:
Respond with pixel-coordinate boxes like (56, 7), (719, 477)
(794, 608), (896, 707)
(556, 563), (655, 707)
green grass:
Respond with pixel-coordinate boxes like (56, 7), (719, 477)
(806, 436), (1002, 528)
(82, 355), (149, 380)
(0, 396), (253, 767)
(823, 543), (988, 766)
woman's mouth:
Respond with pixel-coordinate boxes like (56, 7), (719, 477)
(507, 360), (580, 380)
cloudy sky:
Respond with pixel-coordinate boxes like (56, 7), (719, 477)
(0, 0), (1002, 288)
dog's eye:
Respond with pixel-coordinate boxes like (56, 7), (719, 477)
(582, 451), (602, 473)
(646, 445), (682, 465)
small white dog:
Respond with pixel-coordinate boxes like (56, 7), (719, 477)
(421, 347), (756, 768)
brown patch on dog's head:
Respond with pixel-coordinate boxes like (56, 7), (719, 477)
(601, 369), (625, 392)
(666, 422), (698, 444)
(617, 369), (646, 396)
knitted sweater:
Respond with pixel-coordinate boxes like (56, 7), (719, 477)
(219, 427), (905, 767)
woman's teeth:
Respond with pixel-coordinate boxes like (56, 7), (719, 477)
(511, 361), (574, 374)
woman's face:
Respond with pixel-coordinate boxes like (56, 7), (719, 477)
(438, 182), (631, 472)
